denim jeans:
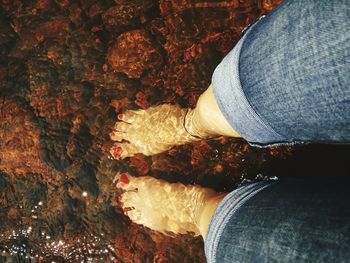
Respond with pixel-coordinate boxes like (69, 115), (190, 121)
(206, 0), (350, 262)
(205, 178), (350, 263)
(212, 0), (350, 146)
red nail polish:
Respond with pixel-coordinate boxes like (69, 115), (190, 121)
(120, 173), (129, 184)
(112, 146), (122, 158)
(118, 114), (123, 120)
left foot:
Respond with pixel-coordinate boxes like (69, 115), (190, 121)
(115, 172), (220, 236)
(109, 104), (210, 159)
(109, 86), (240, 159)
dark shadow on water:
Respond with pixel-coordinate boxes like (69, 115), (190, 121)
(263, 144), (350, 179)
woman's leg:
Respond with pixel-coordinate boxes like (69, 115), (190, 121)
(192, 85), (240, 138)
(212, 0), (350, 146)
(116, 173), (350, 263)
(110, 0), (350, 158)
(109, 85), (240, 159)
(206, 177), (350, 263)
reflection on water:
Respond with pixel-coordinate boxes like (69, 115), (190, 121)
(0, 0), (286, 262)
(2, 229), (116, 262)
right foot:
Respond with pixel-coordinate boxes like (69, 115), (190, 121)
(109, 104), (211, 159)
(115, 172), (220, 236)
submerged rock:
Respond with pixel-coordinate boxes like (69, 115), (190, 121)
(107, 29), (164, 78)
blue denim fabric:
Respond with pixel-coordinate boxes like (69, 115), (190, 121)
(205, 181), (273, 263)
(205, 178), (350, 263)
(212, 0), (350, 146)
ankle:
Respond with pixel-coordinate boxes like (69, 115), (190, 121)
(194, 85), (240, 137)
(197, 193), (227, 237)
(183, 108), (215, 139)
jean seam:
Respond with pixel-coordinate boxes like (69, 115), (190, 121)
(235, 16), (286, 141)
(212, 16), (287, 144)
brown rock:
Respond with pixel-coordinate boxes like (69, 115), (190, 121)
(107, 29), (164, 78)
(103, 4), (141, 29)
(103, 0), (157, 29)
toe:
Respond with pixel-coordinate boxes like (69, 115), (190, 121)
(114, 172), (132, 189)
(120, 110), (137, 123)
(115, 122), (130, 132)
(110, 142), (139, 159)
(110, 144), (123, 159)
(109, 130), (125, 142)
(119, 143), (139, 159)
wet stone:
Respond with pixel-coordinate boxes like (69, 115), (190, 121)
(107, 29), (164, 78)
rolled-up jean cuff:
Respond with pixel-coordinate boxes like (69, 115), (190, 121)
(204, 181), (274, 263)
(211, 16), (286, 145)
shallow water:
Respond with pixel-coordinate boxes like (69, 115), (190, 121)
(5, 0), (348, 262)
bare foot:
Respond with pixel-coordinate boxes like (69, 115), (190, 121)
(115, 172), (220, 236)
(109, 86), (240, 159)
(109, 104), (209, 159)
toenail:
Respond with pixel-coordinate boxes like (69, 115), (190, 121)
(112, 146), (122, 158)
(120, 173), (129, 184)
(118, 114), (124, 120)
